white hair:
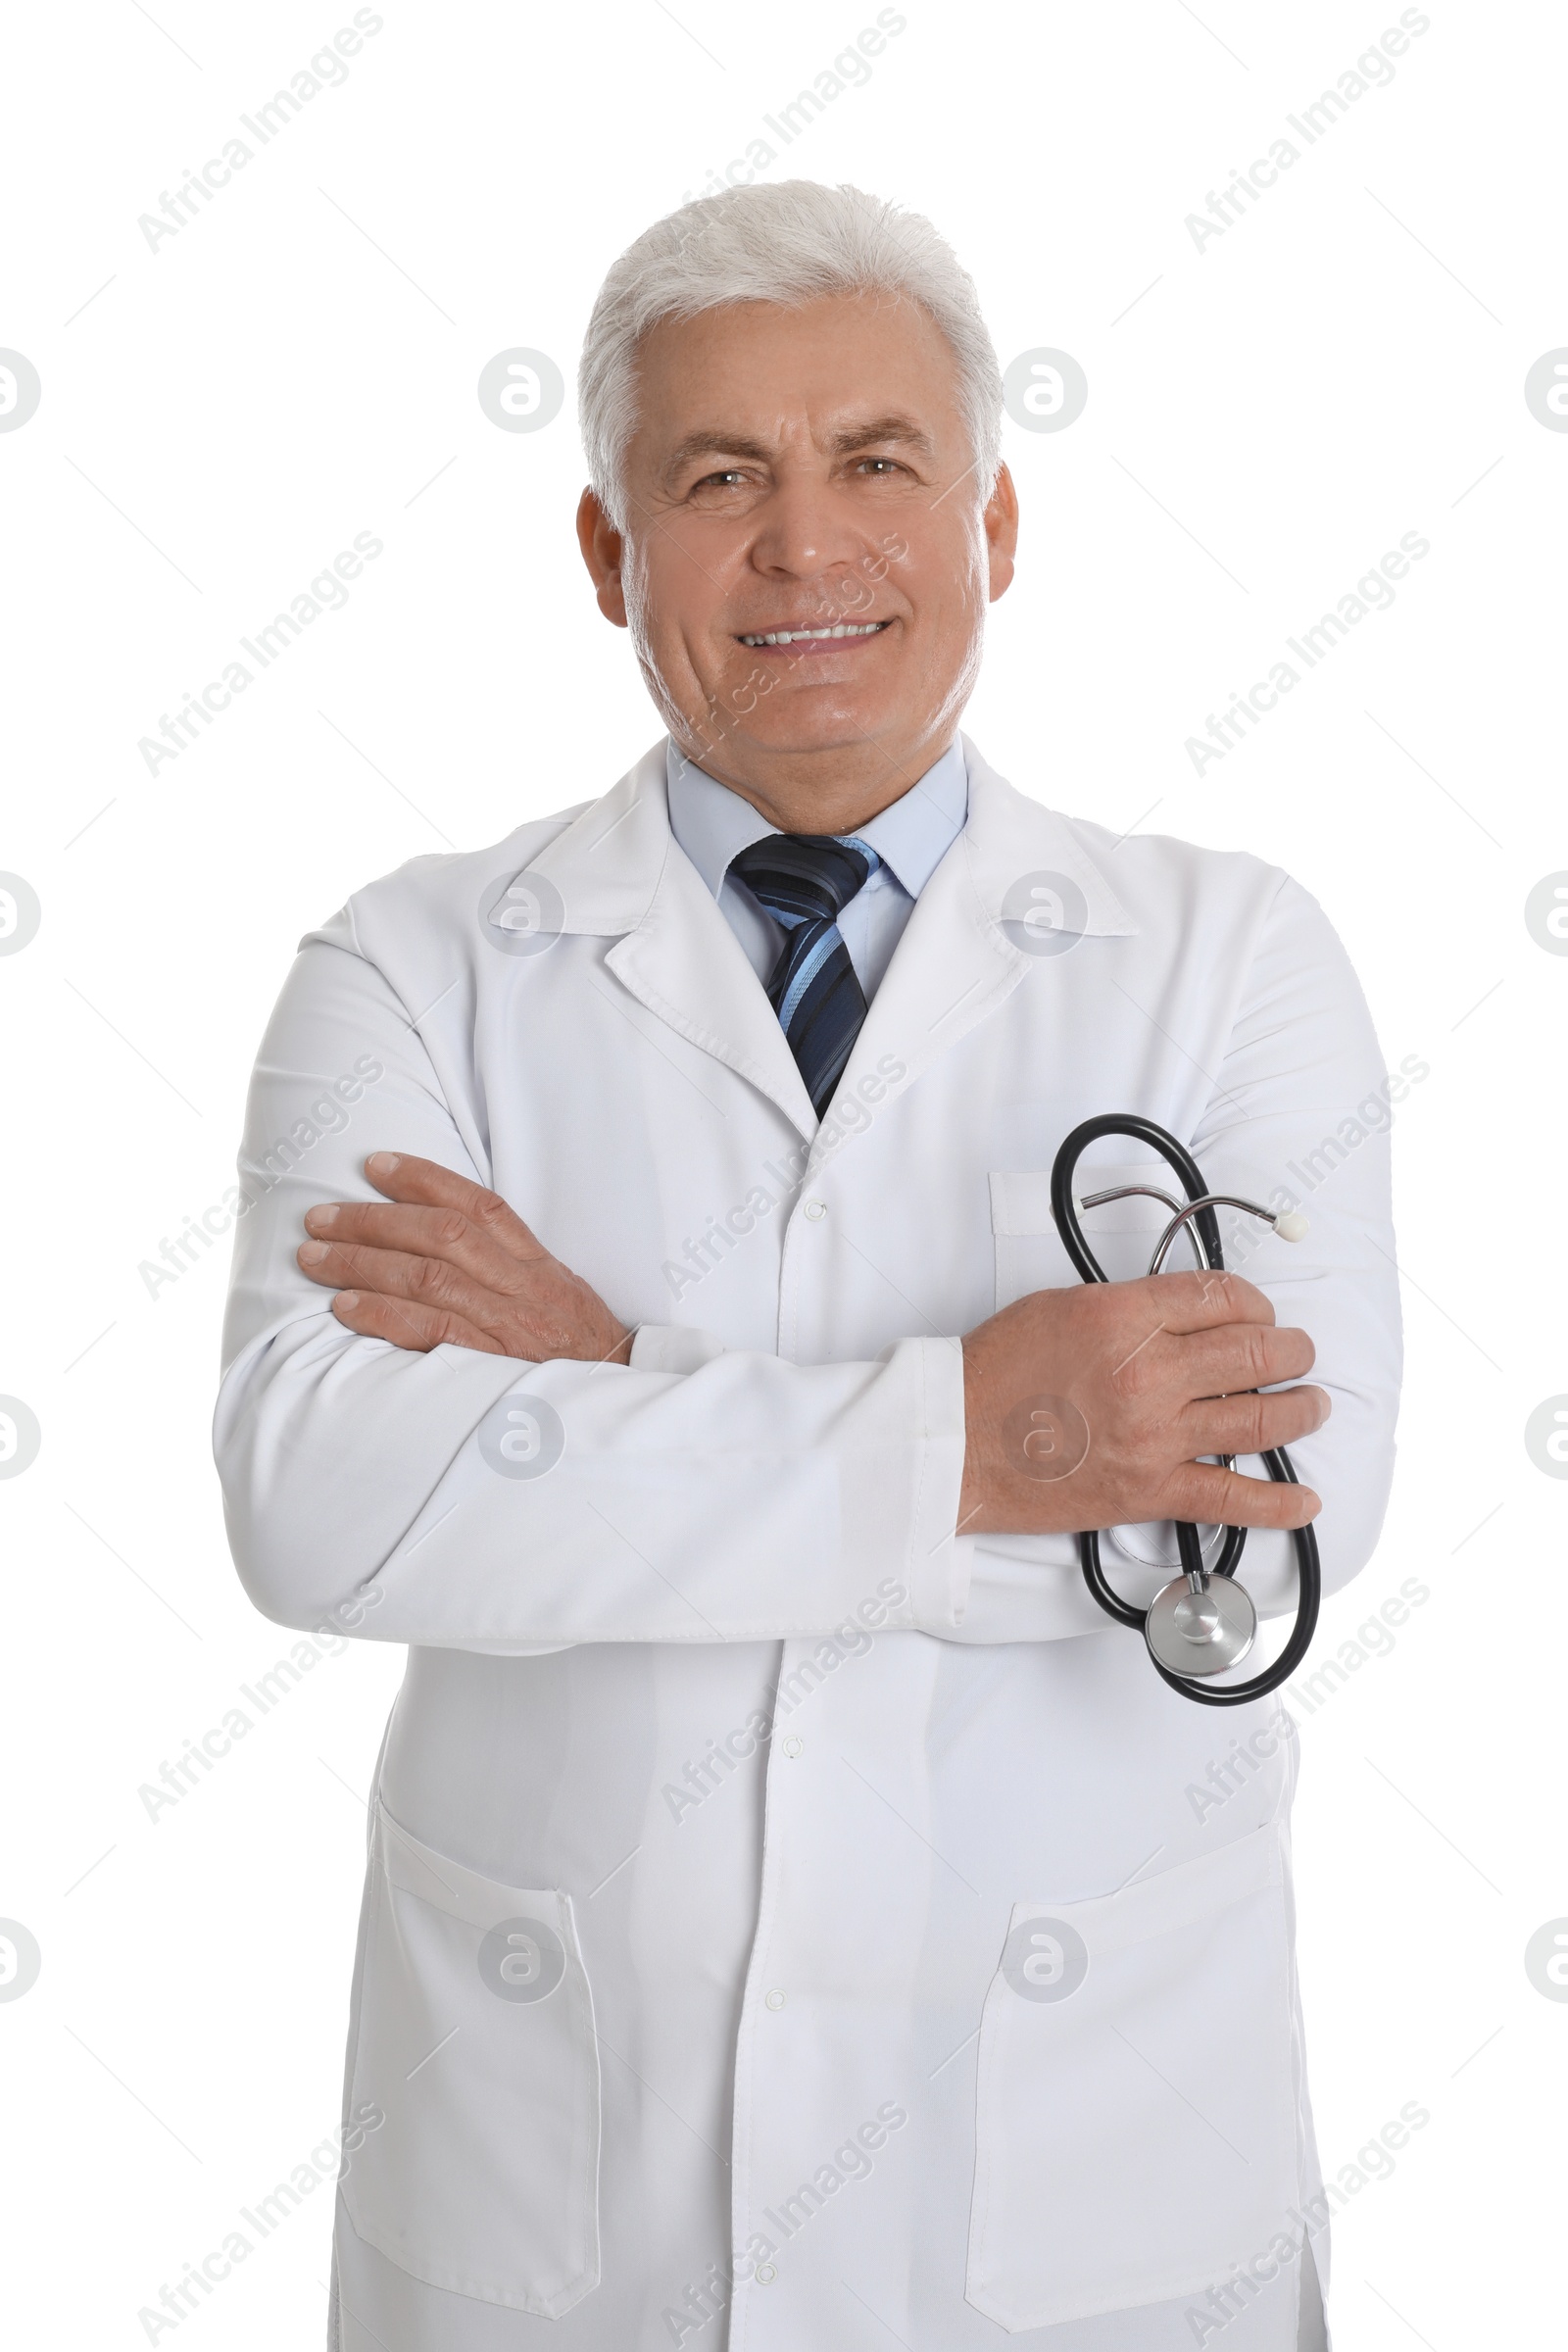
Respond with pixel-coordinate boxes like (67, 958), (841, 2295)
(578, 179), (1003, 528)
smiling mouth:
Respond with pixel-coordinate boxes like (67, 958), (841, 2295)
(737, 620), (892, 647)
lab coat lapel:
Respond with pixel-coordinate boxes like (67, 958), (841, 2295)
(526, 737), (1139, 1155)
(529, 741), (818, 1141)
(814, 739), (1140, 1166)
(608, 857), (819, 1139)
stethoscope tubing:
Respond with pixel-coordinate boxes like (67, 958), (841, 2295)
(1050, 1114), (1321, 1706)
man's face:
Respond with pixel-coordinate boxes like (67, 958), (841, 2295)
(577, 291), (1017, 829)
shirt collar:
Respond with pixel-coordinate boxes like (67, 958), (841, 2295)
(664, 737), (969, 903)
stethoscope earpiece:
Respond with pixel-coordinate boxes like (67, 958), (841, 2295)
(1051, 1113), (1321, 1707)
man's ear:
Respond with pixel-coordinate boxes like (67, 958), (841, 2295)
(576, 489), (628, 627)
(984, 463), (1019, 604)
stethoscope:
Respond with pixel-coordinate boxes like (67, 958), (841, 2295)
(1050, 1114), (1321, 1707)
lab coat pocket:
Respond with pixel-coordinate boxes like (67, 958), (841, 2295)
(989, 1160), (1176, 1309)
(965, 1825), (1298, 2330)
(342, 1800), (602, 2314)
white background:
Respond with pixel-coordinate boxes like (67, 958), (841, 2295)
(1, 1), (1563, 2342)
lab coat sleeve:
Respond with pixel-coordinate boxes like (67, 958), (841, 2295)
(213, 926), (967, 1652)
(952, 868), (1404, 1644)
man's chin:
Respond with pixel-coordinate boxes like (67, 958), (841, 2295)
(714, 717), (901, 771)
(717, 682), (911, 755)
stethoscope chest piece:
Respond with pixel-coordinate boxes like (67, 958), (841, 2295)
(1145, 1571), (1257, 1678)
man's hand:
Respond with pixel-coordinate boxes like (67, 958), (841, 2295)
(297, 1153), (633, 1364)
(959, 1269), (1328, 1538)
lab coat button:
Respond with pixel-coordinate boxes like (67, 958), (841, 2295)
(804, 1199), (826, 1220)
(782, 1736), (803, 1757)
(764, 1987), (786, 2010)
(756, 2263), (777, 2283)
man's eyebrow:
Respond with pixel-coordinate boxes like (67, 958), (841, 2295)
(662, 431), (776, 480)
(661, 415), (937, 483)
(824, 414), (935, 458)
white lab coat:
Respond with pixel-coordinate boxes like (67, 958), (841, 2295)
(214, 738), (1401, 2351)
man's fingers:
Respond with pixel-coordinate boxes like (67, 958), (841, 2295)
(1145, 1267), (1279, 1336)
(364, 1151), (487, 1209)
(361, 1152), (547, 1264)
(1168, 1317), (1318, 1404)
(1110, 1319), (1314, 1416)
(1164, 1458), (1322, 1530)
(1182, 1384), (1331, 1459)
(329, 1288), (506, 1356)
(298, 1236), (537, 1348)
(304, 1198), (532, 1294)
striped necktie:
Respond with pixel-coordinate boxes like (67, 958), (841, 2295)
(728, 833), (879, 1116)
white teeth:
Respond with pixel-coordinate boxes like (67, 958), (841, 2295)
(739, 621), (887, 646)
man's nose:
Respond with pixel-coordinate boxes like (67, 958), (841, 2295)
(749, 475), (868, 589)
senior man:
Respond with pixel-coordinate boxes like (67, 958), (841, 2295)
(216, 182), (1401, 2352)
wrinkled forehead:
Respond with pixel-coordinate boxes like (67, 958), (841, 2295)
(624, 290), (969, 469)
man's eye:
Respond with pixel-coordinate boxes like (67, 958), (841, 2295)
(857, 457), (904, 475)
(695, 470), (748, 490)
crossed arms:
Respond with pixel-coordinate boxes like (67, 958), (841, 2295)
(214, 892), (1399, 1652)
(295, 1149), (1327, 1546)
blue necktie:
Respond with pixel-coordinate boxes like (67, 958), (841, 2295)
(729, 833), (879, 1116)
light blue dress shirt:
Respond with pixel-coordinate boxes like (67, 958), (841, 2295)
(664, 738), (969, 1004)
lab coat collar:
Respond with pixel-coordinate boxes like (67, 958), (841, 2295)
(529, 744), (819, 1133)
(956, 734), (1139, 945)
(805, 735), (1139, 1167)
(527, 737), (1136, 942)
(524, 736), (1139, 1148)
(525, 741), (672, 937)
